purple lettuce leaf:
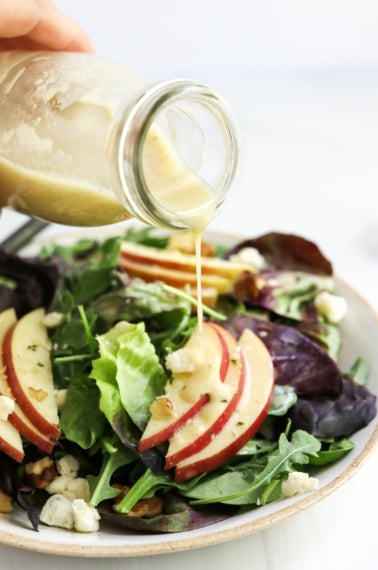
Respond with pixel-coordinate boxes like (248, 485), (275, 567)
(224, 232), (333, 275)
(290, 376), (377, 437)
(222, 315), (343, 398)
(0, 247), (62, 317)
(112, 412), (166, 474)
(0, 459), (39, 531)
(99, 492), (235, 533)
(223, 233), (335, 322)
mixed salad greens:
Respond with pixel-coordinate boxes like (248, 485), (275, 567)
(0, 227), (376, 534)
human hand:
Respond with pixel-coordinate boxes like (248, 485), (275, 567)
(0, 0), (93, 52)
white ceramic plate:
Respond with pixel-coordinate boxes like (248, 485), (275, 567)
(1, 227), (377, 557)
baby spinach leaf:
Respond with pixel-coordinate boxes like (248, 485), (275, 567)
(60, 373), (107, 449)
(182, 470), (262, 506)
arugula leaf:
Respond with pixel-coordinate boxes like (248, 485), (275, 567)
(115, 467), (201, 513)
(88, 444), (135, 507)
(188, 430), (321, 505)
(309, 438), (354, 466)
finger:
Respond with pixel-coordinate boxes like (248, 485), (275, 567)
(0, 0), (94, 52)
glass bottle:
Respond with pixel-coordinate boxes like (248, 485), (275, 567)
(0, 52), (241, 231)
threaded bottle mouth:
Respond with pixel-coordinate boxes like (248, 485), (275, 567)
(110, 79), (241, 231)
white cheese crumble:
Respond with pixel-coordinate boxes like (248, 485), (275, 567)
(0, 395), (15, 420)
(230, 247), (267, 271)
(42, 311), (65, 328)
(40, 494), (74, 530)
(56, 454), (79, 477)
(314, 291), (348, 324)
(281, 471), (319, 498)
(72, 499), (100, 533)
(46, 474), (90, 501)
(40, 494), (100, 533)
(54, 388), (67, 411)
(165, 348), (195, 373)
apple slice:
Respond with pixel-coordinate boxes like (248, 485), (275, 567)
(3, 308), (60, 440)
(120, 241), (254, 279)
(119, 257), (231, 294)
(0, 418), (24, 463)
(164, 323), (245, 469)
(0, 309), (55, 453)
(138, 322), (234, 453)
(174, 328), (274, 482)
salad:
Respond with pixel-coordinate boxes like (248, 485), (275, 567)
(0, 227), (376, 534)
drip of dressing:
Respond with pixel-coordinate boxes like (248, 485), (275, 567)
(194, 230), (204, 328)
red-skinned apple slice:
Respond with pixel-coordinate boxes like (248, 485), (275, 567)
(0, 309), (55, 453)
(164, 323), (245, 469)
(138, 322), (234, 453)
(174, 328), (274, 482)
(0, 418), (24, 463)
(119, 257), (231, 294)
(120, 242), (254, 279)
(3, 308), (60, 440)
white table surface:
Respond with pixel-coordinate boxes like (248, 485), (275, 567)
(0, 69), (377, 570)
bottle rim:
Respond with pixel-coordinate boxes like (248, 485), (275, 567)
(113, 79), (241, 230)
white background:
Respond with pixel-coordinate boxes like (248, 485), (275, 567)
(1, 1), (378, 569)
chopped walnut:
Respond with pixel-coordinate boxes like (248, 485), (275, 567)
(233, 271), (266, 301)
(167, 233), (216, 257)
(25, 456), (57, 489)
(150, 396), (175, 419)
(0, 490), (13, 513)
(112, 485), (164, 518)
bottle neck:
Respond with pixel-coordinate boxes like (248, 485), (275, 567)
(108, 80), (241, 231)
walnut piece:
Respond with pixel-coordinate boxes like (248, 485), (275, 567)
(113, 485), (164, 518)
(25, 456), (57, 489)
(0, 490), (13, 513)
(150, 396), (175, 419)
(233, 271), (266, 301)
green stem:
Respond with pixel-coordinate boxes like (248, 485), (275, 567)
(115, 468), (169, 513)
(54, 353), (93, 363)
(162, 284), (227, 321)
(78, 304), (97, 354)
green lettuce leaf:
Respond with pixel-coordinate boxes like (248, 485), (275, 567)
(91, 321), (167, 433)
